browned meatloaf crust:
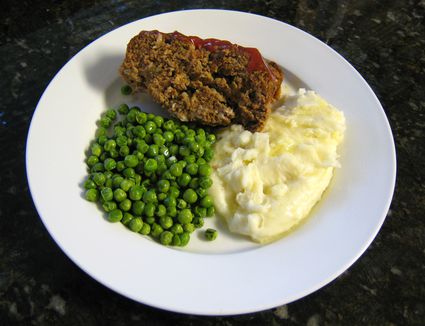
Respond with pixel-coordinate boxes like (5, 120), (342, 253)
(120, 30), (283, 131)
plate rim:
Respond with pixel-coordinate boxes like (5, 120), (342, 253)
(26, 9), (397, 315)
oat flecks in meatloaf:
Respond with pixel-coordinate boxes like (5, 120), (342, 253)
(119, 30), (283, 131)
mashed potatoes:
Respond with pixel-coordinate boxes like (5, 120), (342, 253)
(209, 89), (346, 243)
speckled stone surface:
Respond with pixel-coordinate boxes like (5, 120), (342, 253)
(1, 0), (424, 325)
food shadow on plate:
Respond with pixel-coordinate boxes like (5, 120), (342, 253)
(83, 52), (166, 115)
(103, 77), (166, 116)
(273, 66), (311, 108)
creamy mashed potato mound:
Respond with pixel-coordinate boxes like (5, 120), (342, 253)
(209, 89), (346, 243)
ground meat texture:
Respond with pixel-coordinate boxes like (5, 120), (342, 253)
(120, 30), (283, 131)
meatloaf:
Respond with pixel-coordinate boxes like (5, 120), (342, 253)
(119, 30), (283, 131)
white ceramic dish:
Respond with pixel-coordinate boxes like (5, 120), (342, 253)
(26, 9), (396, 315)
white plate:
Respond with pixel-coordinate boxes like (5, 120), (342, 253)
(26, 10), (396, 315)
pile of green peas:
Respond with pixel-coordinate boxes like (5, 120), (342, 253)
(83, 103), (217, 246)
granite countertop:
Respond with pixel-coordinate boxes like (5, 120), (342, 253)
(1, 0), (424, 324)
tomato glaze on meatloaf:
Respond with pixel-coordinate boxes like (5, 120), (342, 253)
(119, 30), (283, 131)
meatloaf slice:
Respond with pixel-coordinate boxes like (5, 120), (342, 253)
(120, 30), (283, 131)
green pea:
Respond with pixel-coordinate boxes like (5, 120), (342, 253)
(104, 179), (113, 188)
(118, 103), (129, 115)
(114, 125), (126, 137)
(168, 186), (180, 198)
(109, 148), (119, 158)
(177, 209), (193, 224)
(92, 173), (106, 186)
(128, 185), (144, 201)
(100, 187), (113, 201)
(194, 206), (207, 218)
(179, 145), (191, 157)
(97, 135), (108, 146)
(189, 177), (199, 189)
(163, 196), (176, 207)
(159, 231), (173, 245)
(193, 217), (204, 228)
(151, 223), (163, 238)
(153, 134), (165, 147)
(129, 217), (143, 232)
(169, 163), (183, 177)
(172, 234), (181, 246)
(137, 141), (149, 154)
(121, 212), (134, 226)
(196, 158), (207, 165)
(133, 174), (142, 186)
(123, 167), (135, 178)
(118, 145), (129, 157)
(115, 161), (125, 172)
(146, 144), (159, 157)
(85, 189), (99, 202)
(177, 199), (187, 209)
(177, 173), (191, 187)
(144, 120), (157, 134)
(99, 116), (112, 128)
(170, 224), (184, 234)
(108, 209), (123, 222)
(155, 204), (167, 217)
(205, 228), (218, 241)
(207, 134), (216, 143)
(119, 199), (132, 211)
(185, 163), (198, 175)
(123, 154), (138, 168)
(103, 158), (116, 171)
(127, 108), (139, 123)
(183, 189), (198, 204)
(105, 109), (116, 120)
(169, 144), (179, 156)
(144, 158), (158, 173)
(179, 232), (190, 246)
(102, 201), (117, 212)
(156, 179), (170, 193)
(158, 146), (170, 158)
(143, 203), (156, 217)
(152, 115), (163, 127)
(139, 223), (151, 235)
(159, 216), (173, 229)
(121, 85), (132, 95)
(203, 148), (214, 162)
(142, 189), (157, 203)
(132, 201), (145, 215)
(163, 120), (175, 131)
(96, 127), (107, 137)
(91, 162), (105, 173)
(91, 143), (102, 157)
(160, 130), (172, 143)
(196, 187), (207, 198)
(206, 206), (215, 217)
(112, 175), (124, 188)
(183, 223), (195, 233)
(157, 193), (167, 201)
(104, 139), (116, 152)
(144, 133), (152, 144)
(86, 155), (99, 167)
(198, 164), (212, 177)
(113, 188), (127, 202)
(167, 206), (177, 217)
(199, 177), (213, 189)
(84, 179), (96, 190)
(132, 125), (146, 138)
(200, 195), (213, 208)
(120, 179), (134, 192)
(144, 216), (155, 225)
